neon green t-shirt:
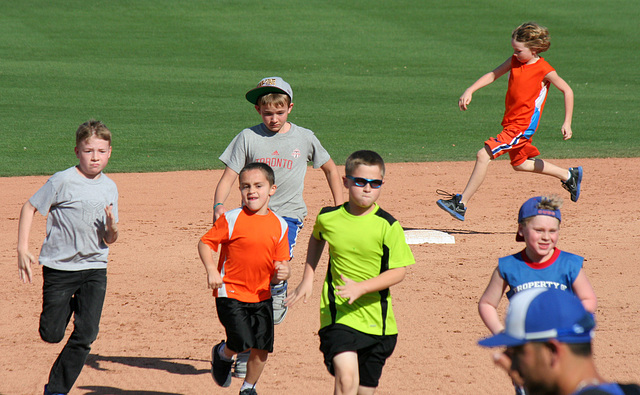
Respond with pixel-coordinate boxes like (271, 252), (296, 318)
(312, 203), (415, 335)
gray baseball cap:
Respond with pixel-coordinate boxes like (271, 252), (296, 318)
(245, 76), (293, 104)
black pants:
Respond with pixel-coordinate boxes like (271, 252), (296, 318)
(40, 267), (107, 393)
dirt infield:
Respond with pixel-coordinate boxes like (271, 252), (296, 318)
(2, 158), (640, 395)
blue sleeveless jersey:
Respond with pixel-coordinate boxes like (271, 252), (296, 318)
(499, 249), (583, 299)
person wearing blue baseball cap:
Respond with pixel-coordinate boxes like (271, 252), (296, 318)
(479, 195), (597, 337)
(478, 288), (640, 395)
(478, 195), (598, 395)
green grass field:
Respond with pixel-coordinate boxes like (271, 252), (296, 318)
(1, 0), (638, 176)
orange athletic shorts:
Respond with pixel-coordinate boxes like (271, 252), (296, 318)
(485, 128), (540, 166)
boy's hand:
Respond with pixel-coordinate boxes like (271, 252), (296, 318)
(336, 275), (366, 304)
(18, 249), (36, 283)
(285, 280), (312, 306)
(561, 123), (573, 140)
(104, 204), (118, 244)
(458, 90), (473, 111)
(273, 262), (291, 283)
(207, 271), (224, 290)
(105, 204), (116, 227)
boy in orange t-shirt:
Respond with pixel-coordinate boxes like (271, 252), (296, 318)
(437, 22), (582, 222)
(198, 162), (291, 395)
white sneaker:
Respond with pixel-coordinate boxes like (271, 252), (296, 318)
(271, 281), (288, 325)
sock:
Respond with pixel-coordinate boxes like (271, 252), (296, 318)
(567, 170), (572, 181)
(240, 381), (256, 391)
(218, 343), (233, 362)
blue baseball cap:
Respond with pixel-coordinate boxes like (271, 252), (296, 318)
(516, 196), (562, 241)
(245, 76), (293, 105)
(478, 288), (595, 348)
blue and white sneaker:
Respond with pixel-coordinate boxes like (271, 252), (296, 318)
(562, 166), (583, 202)
(436, 190), (466, 221)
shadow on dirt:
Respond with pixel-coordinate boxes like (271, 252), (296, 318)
(404, 227), (512, 235)
(85, 353), (210, 375)
(77, 386), (182, 395)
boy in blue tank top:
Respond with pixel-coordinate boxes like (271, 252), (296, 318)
(478, 195), (597, 336)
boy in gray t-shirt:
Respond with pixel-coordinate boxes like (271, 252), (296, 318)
(212, 77), (344, 379)
(17, 120), (119, 395)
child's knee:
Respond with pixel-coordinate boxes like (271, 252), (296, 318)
(512, 163), (526, 171)
(512, 158), (535, 172)
(477, 146), (492, 162)
(335, 372), (359, 393)
(39, 326), (65, 344)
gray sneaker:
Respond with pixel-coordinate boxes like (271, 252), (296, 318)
(436, 190), (466, 221)
(271, 281), (288, 325)
(232, 350), (249, 378)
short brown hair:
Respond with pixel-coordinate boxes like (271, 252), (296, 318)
(345, 150), (385, 178)
(239, 162), (275, 186)
(512, 22), (551, 54)
(76, 120), (111, 146)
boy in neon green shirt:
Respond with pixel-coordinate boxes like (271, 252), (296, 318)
(287, 150), (415, 395)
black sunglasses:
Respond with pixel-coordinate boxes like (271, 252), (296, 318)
(346, 175), (383, 189)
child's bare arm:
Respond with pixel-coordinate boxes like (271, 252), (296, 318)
(197, 240), (223, 289)
(459, 57), (512, 111)
(104, 204), (118, 244)
(320, 159), (344, 206)
(478, 267), (508, 334)
(545, 71), (574, 140)
(286, 236), (326, 306)
(17, 201), (38, 283)
(336, 266), (406, 305)
(572, 269), (597, 313)
(213, 166), (239, 222)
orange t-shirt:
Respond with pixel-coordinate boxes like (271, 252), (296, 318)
(502, 57), (555, 136)
(200, 206), (289, 303)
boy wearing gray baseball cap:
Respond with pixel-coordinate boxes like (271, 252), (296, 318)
(210, 76), (344, 381)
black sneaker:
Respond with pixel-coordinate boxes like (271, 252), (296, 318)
(240, 388), (258, 395)
(44, 385), (65, 395)
(436, 190), (466, 221)
(211, 341), (233, 387)
(561, 166), (583, 202)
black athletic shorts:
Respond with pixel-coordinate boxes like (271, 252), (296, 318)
(318, 324), (397, 388)
(216, 297), (274, 353)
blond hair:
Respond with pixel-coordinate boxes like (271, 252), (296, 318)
(512, 22), (551, 54)
(520, 194), (563, 226)
(256, 92), (291, 108)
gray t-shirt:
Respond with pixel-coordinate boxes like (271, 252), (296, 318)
(219, 123), (331, 221)
(29, 166), (119, 271)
